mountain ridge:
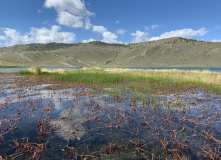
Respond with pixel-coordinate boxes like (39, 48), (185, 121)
(0, 37), (221, 67)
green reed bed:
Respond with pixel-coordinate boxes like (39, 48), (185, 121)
(51, 70), (127, 84)
(19, 66), (42, 75)
(19, 69), (33, 75)
(19, 68), (221, 94)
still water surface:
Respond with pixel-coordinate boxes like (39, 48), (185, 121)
(1, 67), (221, 73)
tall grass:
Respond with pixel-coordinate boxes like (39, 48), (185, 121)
(19, 66), (42, 75)
(34, 66), (42, 75)
(19, 69), (33, 75)
(19, 68), (221, 94)
(50, 70), (128, 84)
(114, 69), (221, 85)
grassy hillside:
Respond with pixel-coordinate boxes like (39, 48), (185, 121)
(0, 37), (221, 67)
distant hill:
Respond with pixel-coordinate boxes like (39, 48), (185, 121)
(0, 37), (221, 67)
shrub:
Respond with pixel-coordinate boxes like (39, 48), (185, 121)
(34, 66), (42, 75)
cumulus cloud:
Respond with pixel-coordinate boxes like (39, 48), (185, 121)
(0, 43), (4, 47)
(116, 20), (120, 24)
(29, 25), (76, 43)
(92, 25), (118, 43)
(0, 35), (7, 41)
(102, 32), (118, 43)
(44, 0), (94, 29)
(131, 31), (148, 43)
(116, 29), (126, 35)
(56, 11), (83, 28)
(149, 28), (208, 41)
(44, 0), (94, 16)
(92, 25), (107, 34)
(0, 36), (5, 47)
(151, 24), (160, 30)
(1, 28), (29, 46)
(0, 25), (76, 46)
(82, 38), (95, 43)
(211, 39), (221, 42)
(85, 17), (92, 30)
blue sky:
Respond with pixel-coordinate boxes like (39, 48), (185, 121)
(0, 0), (221, 47)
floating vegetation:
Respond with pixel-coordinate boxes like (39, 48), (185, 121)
(0, 70), (221, 159)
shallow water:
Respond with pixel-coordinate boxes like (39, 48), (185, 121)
(1, 67), (221, 73)
(0, 75), (220, 159)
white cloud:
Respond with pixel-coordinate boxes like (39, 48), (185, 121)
(29, 25), (76, 44)
(1, 28), (29, 46)
(131, 31), (148, 43)
(0, 25), (76, 46)
(82, 38), (95, 43)
(56, 11), (83, 28)
(144, 26), (149, 31)
(85, 17), (92, 30)
(151, 24), (160, 30)
(116, 20), (120, 24)
(116, 29), (126, 35)
(0, 35), (7, 41)
(0, 42), (4, 47)
(42, 20), (50, 25)
(102, 32), (118, 43)
(149, 28), (208, 41)
(144, 25), (159, 31)
(92, 25), (108, 34)
(44, 0), (94, 29)
(44, 0), (94, 16)
(92, 25), (118, 43)
(211, 39), (221, 42)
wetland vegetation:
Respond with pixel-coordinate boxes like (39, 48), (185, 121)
(0, 66), (24, 68)
(0, 67), (220, 159)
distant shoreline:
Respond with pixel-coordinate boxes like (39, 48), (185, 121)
(0, 65), (25, 68)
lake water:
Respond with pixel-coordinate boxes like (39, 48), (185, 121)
(1, 67), (221, 73)
(0, 74), (220, 159)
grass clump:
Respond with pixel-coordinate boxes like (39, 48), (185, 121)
(33, 66), (42, 75)
(19, 69), (33, 75)
(19, 66), (42, 75)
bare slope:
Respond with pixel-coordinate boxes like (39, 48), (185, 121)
(0, 37), (220, 67)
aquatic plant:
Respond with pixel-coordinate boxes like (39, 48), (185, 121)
(32, 66), (42, 75)
(19, 69), (33, 75)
